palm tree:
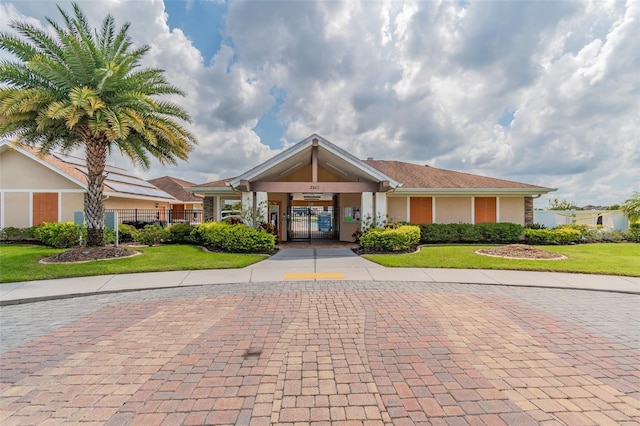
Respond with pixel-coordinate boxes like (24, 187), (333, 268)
(0, 3), (196, 246)
(621, 192), (640, 224)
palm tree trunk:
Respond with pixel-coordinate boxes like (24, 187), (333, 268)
(85, 137), (108, 247)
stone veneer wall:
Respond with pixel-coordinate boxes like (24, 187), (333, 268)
(203, 196), (215, 221)
(524, 196), (534, 226)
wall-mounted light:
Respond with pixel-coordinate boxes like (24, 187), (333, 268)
(155, 203), (159, 208)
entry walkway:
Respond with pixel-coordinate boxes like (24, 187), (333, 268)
(1, 248), (639, 304)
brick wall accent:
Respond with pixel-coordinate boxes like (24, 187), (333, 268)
(203, 196), (215, 221)
(524, 196), (534, 226)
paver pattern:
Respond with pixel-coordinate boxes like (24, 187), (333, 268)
(1, 281), (639, 425)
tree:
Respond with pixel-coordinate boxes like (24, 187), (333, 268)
(0, 3), (196, 246)
(621, 192), (640, 223)
(546, 197), (578, 211)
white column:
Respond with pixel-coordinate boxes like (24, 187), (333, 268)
(58, 192), (63, 222)
(406, 197), (411, 222)
(242, 191), (254, 212)
(256, 191), (269, 223)
(496, 196), (501, 223)
(471, 196), (475, 224)
(215, 196), (221, 221)
(0, 192), (4, 228)
(375, 192), (387, 227)
(361, 192), (373, 230)
(432, 197), (437, 223)
(29, 191), (33, 227)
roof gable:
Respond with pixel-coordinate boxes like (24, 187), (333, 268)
(0, 139), (176, 201)
(228, 134), (399, 189)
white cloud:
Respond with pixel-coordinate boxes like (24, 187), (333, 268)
(1, 0), (638, 205)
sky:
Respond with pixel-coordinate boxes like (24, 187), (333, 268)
(1, 0), (638, 207)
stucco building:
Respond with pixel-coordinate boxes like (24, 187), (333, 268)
(189, 134), (555, 242)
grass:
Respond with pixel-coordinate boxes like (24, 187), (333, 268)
(363, 243), (640, 277)
(2, 243), (638, 284)
(0, 244), (267, 283)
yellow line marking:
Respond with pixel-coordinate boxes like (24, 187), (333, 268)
(284, 272), (346, 280)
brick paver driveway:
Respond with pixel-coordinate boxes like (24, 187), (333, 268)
(1, 281), (639, 425)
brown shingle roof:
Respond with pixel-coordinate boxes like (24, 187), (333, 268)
(148, 176), (203, 203)
(191, 178), (234, 188)
(13, 143), (175, 200)
(364, 160), (548, 190)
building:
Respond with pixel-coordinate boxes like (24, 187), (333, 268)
(147, 176), (203, 223)
(188, 134), (556, 242)
(0, 140), (177, 228)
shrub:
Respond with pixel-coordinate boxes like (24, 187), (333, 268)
(136, 225), (170, 246)
(0, 227), (38, 243)
(474, 222), (523, 243)
(118, 224), (138, 243)
(526, 223), (546, 229)
(103, 227), (115, 245)
(122, 220), (157, 229)
(33, 222), (83, 248)
(193, 222), (275, 253)
(419, 222), (523, 244)
(624, 227), (640, 243)
(359, 225), (420, 253)
(168, 223), (194, 244)
(523, 227), (581, 245)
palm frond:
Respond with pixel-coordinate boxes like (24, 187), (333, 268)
(7, 22), (64, 62)
(26, 56), (75, 90)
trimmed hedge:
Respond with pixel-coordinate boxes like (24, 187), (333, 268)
(192, 222), (275, 253)
(418, 223), (523, 244)
(168, 223), (194, 244)
(137, 225), (170, 246)
(32, 222), (82, 248)
(359, 225), (420, 253)
(523, 227), (582, 245)
(0, 226), (38, 243)
(118, 224), (138, 243)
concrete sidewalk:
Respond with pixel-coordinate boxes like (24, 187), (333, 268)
(1, 248), (639, 304)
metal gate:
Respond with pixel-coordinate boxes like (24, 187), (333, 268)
(287, 205), (339, 241)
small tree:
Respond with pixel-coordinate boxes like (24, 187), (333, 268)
(547, 197), (578, 210)
(621, 192), (640, 223)
(240, 201), (268, 229)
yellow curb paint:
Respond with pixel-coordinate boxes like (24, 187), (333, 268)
(284, 272), (346, 280)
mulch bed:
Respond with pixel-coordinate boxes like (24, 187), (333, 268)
(41, 246), (139, 263)
(477, 244), (566, 260)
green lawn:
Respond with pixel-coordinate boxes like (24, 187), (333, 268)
(2, 243), (638, 284)
(363, 243), (640, 277)
(0, 244), (267, 283)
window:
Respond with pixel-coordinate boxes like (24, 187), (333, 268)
(221, 199), (242, 219)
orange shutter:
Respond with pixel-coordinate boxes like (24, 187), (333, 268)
(33, 193), (58, 225)
(409, 197), (432, 224)
(474, 197), (496, 223)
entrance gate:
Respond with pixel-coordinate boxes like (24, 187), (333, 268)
(287, 205), (339, 241)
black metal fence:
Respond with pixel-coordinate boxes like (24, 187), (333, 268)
(107, 209), (204, 228)
(287, 206), (339, 241)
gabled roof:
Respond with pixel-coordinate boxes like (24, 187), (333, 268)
(0, 140), (176, 202)
(147, 176), (203, 203)
(228, 134), (400, 189)
(364, 160), (555, 195)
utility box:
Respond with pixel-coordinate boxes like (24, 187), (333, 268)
(105, 211), (119, 247)
(73, 211), (85, 225)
